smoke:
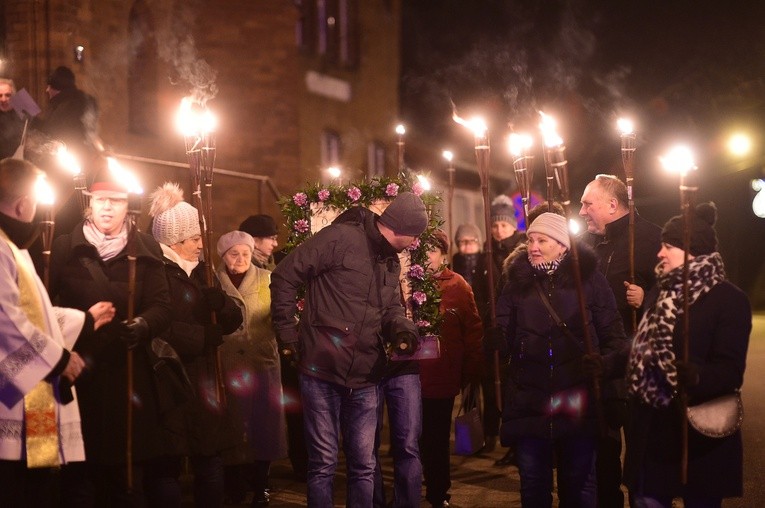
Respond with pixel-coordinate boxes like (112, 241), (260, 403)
(154, 0), (218, 104)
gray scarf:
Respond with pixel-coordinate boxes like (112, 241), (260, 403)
(82, 220), (128, 261)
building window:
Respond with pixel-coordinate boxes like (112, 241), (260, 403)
(321, 129), (341, 167)
(297, 0), (358, 68)
(128, 0), (158, 135)
(367, 141), (386, 177)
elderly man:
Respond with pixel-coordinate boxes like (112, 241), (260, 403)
(579, 173), (661, 508)
(0, 78), (24, 159)
(271, 192), (427, 507)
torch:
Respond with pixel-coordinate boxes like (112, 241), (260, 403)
(35, 175), (56, 289)
(453, 111), (502, 410)
(508, 133), (534, 228)
(442, 150), (455, 255)
(539, 111), (606, 434)
(396, 124), (406, 173)
(57, 146), (88, 214)
(106, 156), (143, 492)
(618, 118), (638, 332)
(660, 145), (698, 485)
(539, 113), (559, 212)
(177, 98), (226, 408)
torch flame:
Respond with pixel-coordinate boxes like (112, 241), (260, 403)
(416, 174), (432, 191)
(35, 174), (55, 206)
(57, 146), (81, 176)
(177, 97), (217, 136)
(395, 124), (406, 136)
(508, 133), (533, 157)
(660, 145), (696, 176)
(617, 118), (634, 136)
(107, 157), (144, 195)
(442, 150), (453, 162)
(453, 112), (487, 139)
(539, 112), (563, 148)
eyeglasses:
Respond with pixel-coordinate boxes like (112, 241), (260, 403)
(457, 239), (478, 245)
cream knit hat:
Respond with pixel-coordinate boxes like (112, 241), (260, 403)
(526, 212), (570, 249)
(149, 182), (201, 246)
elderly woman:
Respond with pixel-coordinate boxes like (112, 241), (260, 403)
(216, 231), (287, 506)
(624, 202), (751, 507)
(495, 212), (628, 507)
(49, 171), (176, 506)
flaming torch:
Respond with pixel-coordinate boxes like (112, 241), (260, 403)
(396, 124), (406, 172)
(539, 112), (563, 211)
(618, 118), (638, 331)
(176, 97), (225, 409)
(106, 156), (143, 492)
(508, 133), (534, 227)
(660, 145), (698, 485)
(538, 111), (606, 433)
(35, 174), (56, 289)
(442, 150), (455, 255)
(453, 110), (501, 409)
(57, 146), (88, 213)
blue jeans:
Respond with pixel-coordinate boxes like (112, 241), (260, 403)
(631, 495), (722, 508)
(300, 374), (379, 508)
(515, 434), (597, 508)
(373, 374), (423, 508)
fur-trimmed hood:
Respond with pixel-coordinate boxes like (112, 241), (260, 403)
(501, 241), (599, 293)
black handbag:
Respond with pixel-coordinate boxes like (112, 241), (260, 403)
(454, 383), (484, 456)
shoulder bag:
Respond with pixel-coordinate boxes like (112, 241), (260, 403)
(686, 391), (743, 438)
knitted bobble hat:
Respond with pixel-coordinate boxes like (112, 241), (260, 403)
(149, 182), (201, 246)
(661, 202), (718, 256)
(490, 194), (517, 227)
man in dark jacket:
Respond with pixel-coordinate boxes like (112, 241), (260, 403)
(270, 191), (427, 507)
(0, 78), (24, 159)
(579, 174), (661, 508)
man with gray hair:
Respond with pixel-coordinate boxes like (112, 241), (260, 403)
(579, 173), (661, 508)
(0, 78), (24, 159)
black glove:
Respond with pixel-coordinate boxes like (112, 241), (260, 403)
(391, 332), (419, 356)
(204, 323), (224, 350)
(118, 317), (149, 349)
(581, 353), (605, 378)
(202, 287), (227, 312)
(483, 326), (505, 352)
(676, 360), (700, 388)
(280, 342), (301, 365)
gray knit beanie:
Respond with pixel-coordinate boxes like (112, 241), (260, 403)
(149, 183), (201, 245)
(490, 195), (517, 227)
(379, 191), (428, 236)
(454, 223), (482, 245)
(526, 212), (570, 249)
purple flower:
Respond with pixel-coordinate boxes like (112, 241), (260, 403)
(407, 238), (421, 251)
(317, 189), (330, 202)
(411, 182), (424, 196)
(347, 186), (362, 202)
(294, 219), (309, 233)
(416, 320), (431, 329)
(293, 192), (308, 207)
(385, 183), (399, 197)
(408, 264), (425, 280)
(412, 291), (427, 305)
(296, 299), (305, 312)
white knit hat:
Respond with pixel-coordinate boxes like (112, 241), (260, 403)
(526, 212), (570, 249)
(149, 183), (201, 245)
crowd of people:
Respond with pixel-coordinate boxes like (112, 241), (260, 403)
(0, 65), (753, 508)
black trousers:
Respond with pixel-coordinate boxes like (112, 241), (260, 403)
(420, 396), (456, 506)
(0, 460), (59, 508)
(596, 399), (629, 508)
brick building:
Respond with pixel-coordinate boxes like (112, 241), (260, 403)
(0, 0), (402, 239)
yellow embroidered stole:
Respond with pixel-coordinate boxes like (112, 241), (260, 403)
(0, 229), (60, 468)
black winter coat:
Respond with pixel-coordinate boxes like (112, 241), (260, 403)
(270, 207), (418, 388)
(158, 258), (243, 456)
(49, 223), (175, 464)
(496, 244), (629, 444)
(580, 212), (661, 336)
(623, 281), (751, 499)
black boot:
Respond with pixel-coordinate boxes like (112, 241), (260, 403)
(494, 447), (517, 466)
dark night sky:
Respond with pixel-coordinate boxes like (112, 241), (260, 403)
(400, 0), (765, 300)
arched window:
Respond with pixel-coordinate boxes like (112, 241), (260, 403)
(128, 0), (158, 135)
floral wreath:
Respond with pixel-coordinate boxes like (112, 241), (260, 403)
(279, 172), (444, 337)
